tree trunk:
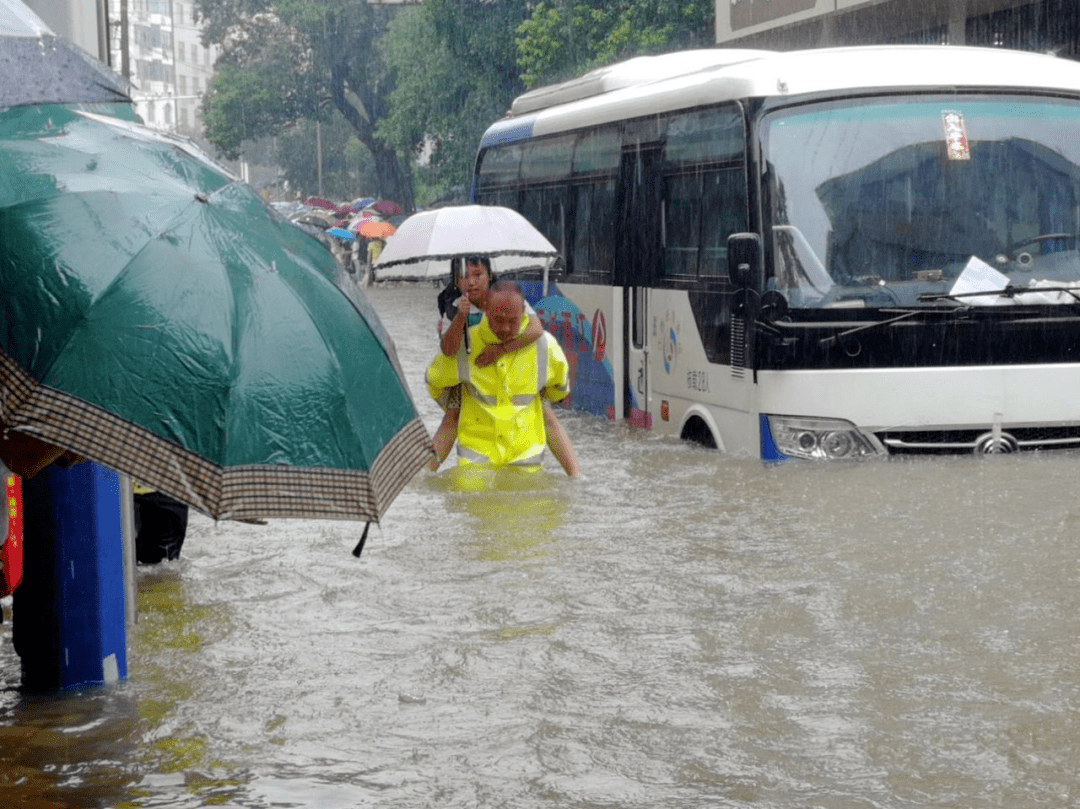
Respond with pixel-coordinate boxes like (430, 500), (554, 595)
(330, 61), (415, 211)
(369, 140), (415, 212)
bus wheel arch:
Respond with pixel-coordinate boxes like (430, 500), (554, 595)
(680, 408), (723, 451)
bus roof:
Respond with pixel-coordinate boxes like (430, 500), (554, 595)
(485, 46), (1080, 145)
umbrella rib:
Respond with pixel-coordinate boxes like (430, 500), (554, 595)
(376, 249), (558, 269)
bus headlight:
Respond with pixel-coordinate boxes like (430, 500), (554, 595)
(766, 415), (885, 460)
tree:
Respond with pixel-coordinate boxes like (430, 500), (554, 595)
(517, 1), (716, 88)
(378, 0), (531, 206)
(275, 117), (379, 201)
(196, 0), (414, 209)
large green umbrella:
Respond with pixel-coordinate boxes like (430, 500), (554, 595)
(0, 104), (431, 522)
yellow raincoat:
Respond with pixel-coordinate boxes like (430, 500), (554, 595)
(427, 315), (570, 468)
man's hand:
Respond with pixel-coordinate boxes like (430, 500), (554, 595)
(475, 343), (507, 367)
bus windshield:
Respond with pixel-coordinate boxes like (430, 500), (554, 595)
(762, 95), (1080, 309)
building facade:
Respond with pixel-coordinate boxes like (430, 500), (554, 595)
(23, 0), (217, 136)
(107, 0), (218, 135)
(718, 0), (1080, 57)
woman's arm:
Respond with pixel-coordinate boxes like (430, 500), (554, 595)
(475, 314), (544, 366)
(440, 298), (472, 356)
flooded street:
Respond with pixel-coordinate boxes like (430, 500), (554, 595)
(2, 283), (1080, 807)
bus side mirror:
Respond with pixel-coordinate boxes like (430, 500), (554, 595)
(727, 233), (761, 288)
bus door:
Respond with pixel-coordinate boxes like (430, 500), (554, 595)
(616, 135), (662, 428)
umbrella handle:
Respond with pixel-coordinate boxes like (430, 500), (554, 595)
(352, 522), (372, 557)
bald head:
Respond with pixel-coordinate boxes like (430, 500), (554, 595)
(486, 281), (526, 343)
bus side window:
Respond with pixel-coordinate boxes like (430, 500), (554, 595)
(701, 167), (748, 276)
(662, 169), (703, 277)
(521, 185), (567, 266)
(661, 105), (747, 281)
(570, 128), (621, 282)
(572, 180), (617, 283)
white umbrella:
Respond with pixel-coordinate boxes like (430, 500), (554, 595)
(373, 204), (559, 271)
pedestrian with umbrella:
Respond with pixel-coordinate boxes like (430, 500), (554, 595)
(375, 205), (580, 476)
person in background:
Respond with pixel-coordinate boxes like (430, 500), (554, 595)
(132, 483), (189, 564)
(429, 257), (580, 476)
(367, 237), (385, 267)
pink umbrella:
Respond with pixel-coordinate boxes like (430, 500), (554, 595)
(372, 200), (404, 215)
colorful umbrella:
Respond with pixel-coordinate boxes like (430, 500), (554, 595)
(0, 104), (431, 522)
(358, 219), (397, 239)
(351, 197), (376, 211)
(371, 200), (405, 215)
(304, 197), (338, 211)
(328, 227), (357, 241)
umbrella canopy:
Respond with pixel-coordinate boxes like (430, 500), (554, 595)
(358, 219), (396, 239)
(373, 205), (559, 269)
(304, 196), (338, 211)
(291, 210), (335, 230)
(371, 200), (405, 215)
(328, 226), (356, 241)
(0, 104), (431, 522)
(0, 0), (130, 108)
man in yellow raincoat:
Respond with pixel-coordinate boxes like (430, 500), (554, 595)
(427, 281), (573, 471)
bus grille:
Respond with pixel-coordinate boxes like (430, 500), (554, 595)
(731, 317), (746, 377)
(877, 425), (1080, 455)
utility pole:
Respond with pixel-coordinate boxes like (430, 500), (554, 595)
(119, 0), (129, 79)
(316, 121), (324, 197)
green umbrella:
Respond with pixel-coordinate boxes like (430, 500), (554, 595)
(0, 104), (431, 522)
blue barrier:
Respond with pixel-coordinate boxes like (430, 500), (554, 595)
(13, 462), (127, 691)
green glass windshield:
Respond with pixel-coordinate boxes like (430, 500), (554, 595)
(762, 96), (1080, 308)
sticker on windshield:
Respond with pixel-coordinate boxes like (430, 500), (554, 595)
(942, 111), (970, 160)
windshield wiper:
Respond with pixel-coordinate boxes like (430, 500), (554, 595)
(919, 285), (1080, 304)
(816, 309), (923, 348)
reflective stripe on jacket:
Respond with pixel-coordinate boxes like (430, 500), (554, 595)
(427, 317), (570, 468)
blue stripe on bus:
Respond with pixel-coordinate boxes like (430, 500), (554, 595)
(478, 115), (537, 148)
(760, 414), (787, 462)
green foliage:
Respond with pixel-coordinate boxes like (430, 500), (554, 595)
(196, 0), (715, 205)
(275, 118), (377, 200)
(202, 45), (318, 161)
(196, 0), (411, 206)
(517, 1), (715, 88)
(379, 1), (530, 205)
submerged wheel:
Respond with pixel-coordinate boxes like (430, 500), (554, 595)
(681, 417), (717, 449)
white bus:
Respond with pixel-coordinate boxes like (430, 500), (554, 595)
(474, 45), (1080, 459)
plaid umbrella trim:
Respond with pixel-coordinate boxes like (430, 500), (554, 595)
(0, 350), (432, 522)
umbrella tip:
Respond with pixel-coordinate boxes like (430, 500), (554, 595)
(195, 193), (209, 204)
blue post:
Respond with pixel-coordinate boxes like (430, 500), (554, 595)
(13, 462), (127, 691)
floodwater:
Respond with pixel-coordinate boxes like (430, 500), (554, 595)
(2, 283), (1080, 808)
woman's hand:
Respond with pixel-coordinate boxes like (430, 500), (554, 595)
(475, 343), (506, 367)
